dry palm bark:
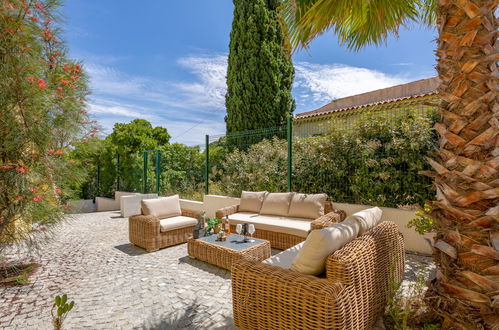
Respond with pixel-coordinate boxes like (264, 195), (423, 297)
(425, 0), (498, 328)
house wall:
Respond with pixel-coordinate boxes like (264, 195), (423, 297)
(293, 96), (438, 138)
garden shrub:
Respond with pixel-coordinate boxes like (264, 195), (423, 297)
(0, 0), (92, 251)
(215, 115), (437, 208)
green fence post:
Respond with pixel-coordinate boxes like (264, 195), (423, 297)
(96, 162), (100, 201)
(287, 115), (293, 192)
(155, 150), (161, 195)
(205, 135), (209, 195)
(116, 153), (120, 191)
(143, 151), (148, 194)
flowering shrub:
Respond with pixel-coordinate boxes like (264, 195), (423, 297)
(0, 0), (91, 251)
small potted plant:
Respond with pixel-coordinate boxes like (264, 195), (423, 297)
(205, 217), (222, 236)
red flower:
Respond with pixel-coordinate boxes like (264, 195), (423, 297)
(90, 133), (95, 137)
(70, 75), (78, 81)
(43, 29), (53, 41)
(1, 165), (12, 171)
(55, 149), (64, 155)
(5, 3), (14, 10)
(32, 194), (43, 202)
(34, 3), (44, 10)
(56, 87), (63, 92)
(16, 166), (28, 174)
(54, 188), (62, 195)
(27, 76), (34, 83)
(15, 196), (24, 201)
(48, 148), (55, 155)
(30, 16), (38, 22)
(30, 188), (38, 193)
(69, 160), (76, 165)
(60, 79), (69, 85)
(37, 79), (46, 89)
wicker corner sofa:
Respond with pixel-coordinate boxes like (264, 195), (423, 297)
(232, 221), (405, 329)
(216, 201), (346, 250)
(129, 202), (203, 252)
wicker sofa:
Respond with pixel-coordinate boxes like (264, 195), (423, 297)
(232, 220), (405, 329)
(216, 192), (346, 250)
(129, 195), (203, 252)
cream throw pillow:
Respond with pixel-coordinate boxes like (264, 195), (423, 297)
(141, 195), (181, 219)
(259, 192), (294, 217)
(288, 193), (327, 219)
(239, 191), (268, 213)
(290, 217), (360, 275)
(352, 207), (383, 235)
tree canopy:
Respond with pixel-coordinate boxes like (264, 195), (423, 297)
(225, 0), (295, 134)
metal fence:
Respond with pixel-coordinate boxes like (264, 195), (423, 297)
(202, 100), (438, 208)
(82, 97), (438, 208)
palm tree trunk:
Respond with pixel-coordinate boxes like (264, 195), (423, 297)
(426, 0), (498, 328)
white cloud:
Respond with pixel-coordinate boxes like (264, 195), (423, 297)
(82, 52), (425, 145)
(294, 62), (409, 105)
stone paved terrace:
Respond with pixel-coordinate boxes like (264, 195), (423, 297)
(0, 211), (434, 329)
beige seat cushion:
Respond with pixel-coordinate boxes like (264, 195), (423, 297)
(352, 206), (382, 235)
(262, 242), (304, 269)
(141, 195), (182, 219)
(159, 216), (197, 232)
(239, 191), (268, 213)
(290, 217), (360, 275)
(288, 193), (328, 219)
(228, 213), (311, 238)
(259, 192), (294, 217)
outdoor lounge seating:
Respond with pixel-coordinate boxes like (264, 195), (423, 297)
(128, 195), (203, 252)
(216, 191), (346, 250)
(231, 210), (405, 329)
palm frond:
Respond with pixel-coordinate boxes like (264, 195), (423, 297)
(280, 0), (437, 51)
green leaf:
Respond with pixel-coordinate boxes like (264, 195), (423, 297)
(55, 296), (61, 306)
(57, 307), (64, 317)
(61, 294), (67, 305)
(68, 301), (74, 311)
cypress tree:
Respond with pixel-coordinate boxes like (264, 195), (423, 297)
(225, 0), (295, 134)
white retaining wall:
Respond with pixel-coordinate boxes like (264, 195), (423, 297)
(186, 194), (433, 255)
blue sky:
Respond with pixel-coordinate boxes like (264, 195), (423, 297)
(62, 1), (437, 145)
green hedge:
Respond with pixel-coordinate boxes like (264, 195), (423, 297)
(212, 115), (437, 208)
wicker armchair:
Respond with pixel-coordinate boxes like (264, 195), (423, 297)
(129, 208), (204, 252)
(216, 202), (346, 250)
(232, 221), (405, 329)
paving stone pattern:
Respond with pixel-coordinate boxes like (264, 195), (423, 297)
(0, 212), (433, 329)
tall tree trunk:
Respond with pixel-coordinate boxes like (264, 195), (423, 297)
(426, 0), (498, 329)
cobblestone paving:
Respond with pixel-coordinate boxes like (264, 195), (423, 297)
(0, 212), (433, 329)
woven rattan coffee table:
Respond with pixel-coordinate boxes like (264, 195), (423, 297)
(187, 234), (271, 270)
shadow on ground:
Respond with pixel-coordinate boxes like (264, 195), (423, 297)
(139, 301), (235, 330)
(114, 243), (149, 256)
(177, 257), (231, 279)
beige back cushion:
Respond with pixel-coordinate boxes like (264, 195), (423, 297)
(352, 207), (383, 235)
(239, 191), (268, 213)
(259, 192), (294, 216)
(288, 193), (328, 219)
(141, 195), (181, 219)
(290, 217), (360, 275)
